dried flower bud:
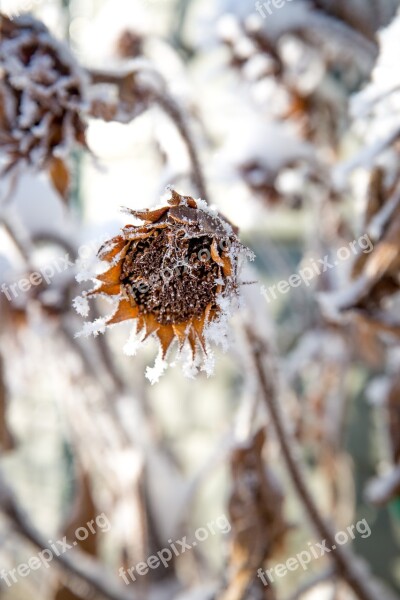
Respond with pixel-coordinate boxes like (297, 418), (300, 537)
(75, 190), (253, 382)
(0, 15), (88, 198)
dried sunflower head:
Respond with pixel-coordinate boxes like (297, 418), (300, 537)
(75, 190), (253, 382)
(0, 14), (88, 198)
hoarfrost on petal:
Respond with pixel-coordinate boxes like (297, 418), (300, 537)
(73, 295), (90, 317)
(75, 318), (106, 338)
(146, 351), (168, 385)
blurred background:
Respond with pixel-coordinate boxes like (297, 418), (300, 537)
(1, 0), (400, 599)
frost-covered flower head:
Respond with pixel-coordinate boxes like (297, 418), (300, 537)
(0, 14), (88, 195)
(74, 190), (253, 383)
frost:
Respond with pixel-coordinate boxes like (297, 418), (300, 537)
(204, 294), (233, 354)
(365, 466), (400, 505)
(75, 318), (106, 338)
(0, 15), (89, 172)
(18, 92), (39, 129)
(181, 348), (202, 379)
(76, 267), (96, 283)
(218, 117), (315, 179)
(335, 11), (400, 180)
(368, 192), (400, 241)
(123, 327), (144, 357)
(195, 197), (219, 217)
(72, 295), (90, 317)
(366, 377), (390, 407)
(318, 275), (372, 322)
(201, 350), (216, 378)
(145, 350), (168, 385)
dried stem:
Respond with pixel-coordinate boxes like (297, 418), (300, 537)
(152, 91), (209, 203)
(246, 326), (394, 600)
(89, 68), (209, 203)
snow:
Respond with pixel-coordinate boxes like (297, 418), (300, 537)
(246, 1), (314, 42)
(317, 276), (372, 322)
(217, 117), (315, 177)
(335, 10), (400, 182)
(334, 128), (400, 187)
(365, 466), (400, 505)
(353, 10), (400, 114)
(366, 377), (390, 407)
(0, 14), (89, 172)
(368, 182), (400, 241)
(145, 350), (169, 385)
(75, 317), (106, 338)
(72, 295), (90, 317)
(123, 326), (145, 357)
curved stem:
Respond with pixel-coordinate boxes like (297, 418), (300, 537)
(246, 326), (394, 600)
(88, 68), (209, 203)
(153, 91), (209, 203)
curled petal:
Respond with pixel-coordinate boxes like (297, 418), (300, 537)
(168, 190), (197, 208)
(168, 206), (199, 224)
(126, 207), (170, 223)
(122, 228), (154, 241)
(98, 237), (128, 262)
(211, 239), (224, 266)
(222, 255), (233, 277)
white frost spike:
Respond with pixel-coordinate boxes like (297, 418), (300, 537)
(75, 318), (106, 338)
(123, 327), (145, 357)
(146, 351), (168, 385)
(76, 265), (96, 283)
(72, 295), (90, 317)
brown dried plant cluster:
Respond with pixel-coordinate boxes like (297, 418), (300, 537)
(0, 15), (88, 198)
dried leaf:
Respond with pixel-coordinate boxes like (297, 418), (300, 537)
(218, 429), (289, 600)
(48, 157), (70, 203)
